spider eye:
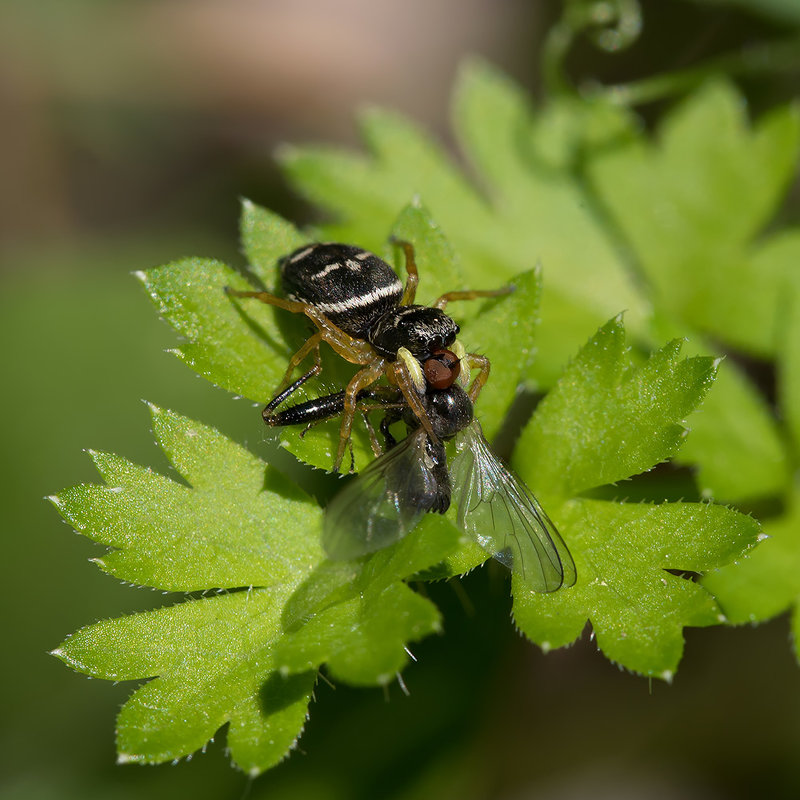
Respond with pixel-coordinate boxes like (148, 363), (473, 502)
(423, 348), (461, 390)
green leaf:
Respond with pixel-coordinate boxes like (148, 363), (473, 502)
(704, 280), (800, 626)
(504, 316), (760, 675)
(702, 487), (800, 626)
(51, 405), (320, 591)
(240, 199), (308, 285)
(513, 499), (760, 677)
(584, 79), (799, 501)
(516, 316), (717, 500)
(51, 406), (323, 772)
(780, 280), (800, 455)
(275, 523), (461, 685)
(675, 364), (789, 501)
(587, 80), (800, 358)
(137, 258), (289, 403)
(53, 589), (315, 774)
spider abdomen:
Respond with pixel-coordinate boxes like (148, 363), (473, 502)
(281, 243), (403, 339)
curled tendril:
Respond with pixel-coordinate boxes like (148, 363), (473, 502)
(543, 0), (643, 95)
(583, 0), (642, 53)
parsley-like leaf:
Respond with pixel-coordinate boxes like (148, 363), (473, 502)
(510, 318), (760, 675)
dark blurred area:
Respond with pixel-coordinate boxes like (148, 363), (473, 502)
(2, 1), (800, 799)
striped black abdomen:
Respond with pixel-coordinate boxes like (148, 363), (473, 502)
(281, 243), (403, 338)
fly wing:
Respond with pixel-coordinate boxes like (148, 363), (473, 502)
(323, 428), (438, 561)
(450, 420), (577, 592)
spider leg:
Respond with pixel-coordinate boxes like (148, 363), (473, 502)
(361, 410), (383, 458)
(268, 332), (324, 405)
(390, 358), (439, 443)
(432, 285), (514, 311)
(463, 352), (491, 403)
(225, 288), (309, 315)
(227, 286), (375, 365)
(334, 362), (386, 473)
(390, 238), (419, 306)
(263, 363), (322, 423)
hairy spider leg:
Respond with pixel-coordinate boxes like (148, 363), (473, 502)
(263, 348), (323, 423)
(226, 286), (375, 386)
(390, 239), (419, 306)
(389, 357), (438, 443)
(360, 409), (383, 458)
(432, 285), (514, 310)
(335, 361), (387, 472)
(463, 353), (491, 403)
(427, 285), (512, 405)
(266, 331), (323, 409)
(449, 341), (492, 404)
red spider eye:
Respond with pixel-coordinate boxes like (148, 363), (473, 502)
(424, 348), (461, 389)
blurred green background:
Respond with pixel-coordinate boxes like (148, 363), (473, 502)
(3, 1), (800, 798)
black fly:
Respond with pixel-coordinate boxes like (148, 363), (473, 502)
(270, 381), (576, 591)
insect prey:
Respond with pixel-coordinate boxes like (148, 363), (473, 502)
(271, 380), (576, 592)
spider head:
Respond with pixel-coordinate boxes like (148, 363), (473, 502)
(368, 305), (459, 360)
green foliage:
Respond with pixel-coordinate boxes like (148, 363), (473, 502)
(52, 406), (322, 773)
(51, 55), (800, 773)
(517, 318), (718, 499)
(514, 500), (757, 676)
(509, 318), (757, 676)
(700, 277), (800, 641)
(586, 81), (799, 501)
(282, 60), (800, 505)
(279, 63), (651, 386)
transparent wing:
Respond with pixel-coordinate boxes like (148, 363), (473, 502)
(323, 429), (439, 561)
(450, 420), (577, 592)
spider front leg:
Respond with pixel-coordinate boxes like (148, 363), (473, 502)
(389, 348), (439, 443)
(227, 286), (375, 410)
(450, 341), (491, 403)
(463, 353), (491, 403)
(264, 332), (324, 413)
